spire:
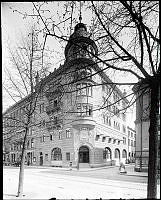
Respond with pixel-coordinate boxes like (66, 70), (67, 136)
(79, 1), (82, 23)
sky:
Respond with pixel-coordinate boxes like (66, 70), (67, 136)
(2, 2), (136, 128)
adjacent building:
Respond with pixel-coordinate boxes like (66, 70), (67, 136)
(127, 126), (136, 163)
(3, 23), (135, 168)
(133, 82), (160, 172)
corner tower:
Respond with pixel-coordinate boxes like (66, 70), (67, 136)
(65, 23), (98, 63)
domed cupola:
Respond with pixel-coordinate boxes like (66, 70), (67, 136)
(64, 22), (98, 62)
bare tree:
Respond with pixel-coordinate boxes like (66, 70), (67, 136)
(3, 25), (50, 197)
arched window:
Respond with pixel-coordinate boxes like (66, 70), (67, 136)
(51, 148), (62, 161)
(115, 148), (120, 158)
(122, 149), (127, 158)
(103, 147), (112, 159)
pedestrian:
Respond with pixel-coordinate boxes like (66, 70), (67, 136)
(69, 161), (72, 170)
(119, 161), (127, 174)
(77, 161), (79, 170)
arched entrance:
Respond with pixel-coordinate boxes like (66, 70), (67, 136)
(79, 146), (89, 163)
(114, 148), (120, 166)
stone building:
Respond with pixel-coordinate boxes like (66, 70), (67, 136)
(3, 23), (134, 168)
(127, 126), (136, 163)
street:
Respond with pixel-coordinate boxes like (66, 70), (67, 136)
(4, 164), (159, 199)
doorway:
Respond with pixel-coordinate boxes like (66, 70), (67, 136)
(40, 152), (43, 166)
(79, 146), (89, 163)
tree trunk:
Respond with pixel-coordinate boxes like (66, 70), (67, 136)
(17, 127), (28, 197)
(147, 81), (159, 199)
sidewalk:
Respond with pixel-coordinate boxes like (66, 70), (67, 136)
(21, 164), (149, 177)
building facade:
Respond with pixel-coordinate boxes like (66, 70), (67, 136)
(127, 126), (136, 163)
(3, 23), (134, 168)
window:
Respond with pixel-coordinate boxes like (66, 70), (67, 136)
(122, 125), (126, 133)
(131, 132), (133, 137)
(51, 148), (62, 161)
(40, 103), (45, 113)
(76, 83), (92, 97)
(122, 150), (127, 158)
(45, 154), (48, 161)
(54, 99), (58, 107)
(50, 134), (53, 141)
(31, 138), (34, 148)
(77, 103), (93, 117)
(123, 137), (126, 144)
(27, 141), (30, 149)
(131, 140), (133, 146)
(58, 131), (62, 140)
(134, 141), (136, 147)
(115, 149), (120, 158)
(40, 135), (45, 142)
(102, 84), (105, 91)
(102, 137), (106, 142)
(122, 113), (126, 121)
(66, 129), (71, 138)
(108, 138), (111, 143)
(128, 130), (130, 137)
(103, 148), (112, 159)
(95, 135), (100, 141)
(66, 152), (70, 161)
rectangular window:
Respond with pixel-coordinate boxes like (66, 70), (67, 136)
(58, 131), (62, 140)
(66, 152), (70, 161)
(76, 83), (92, 97)
(77, 103), (81, 116)
(102, 137), (106, 142)
(31, 139), (34, 148)
(123, 125), (126, 133)
(102, 84), (105, 91)
(45, 154), (48, 161)
(82, 83), (87, 95)
(40, 103), (45, 114)
(76, 84), (81, 96)
(87, 85), (92, 97)
(95, 135), (100, 141)
(123, 137), (126, 144)
(128, 130), (130, 137)
(128, 139), (130, 146)
(50, 134), (53, 141)
(77, 103), (93, 117)
(66, 129), (71, 138)
(134, 141), (136, 147)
